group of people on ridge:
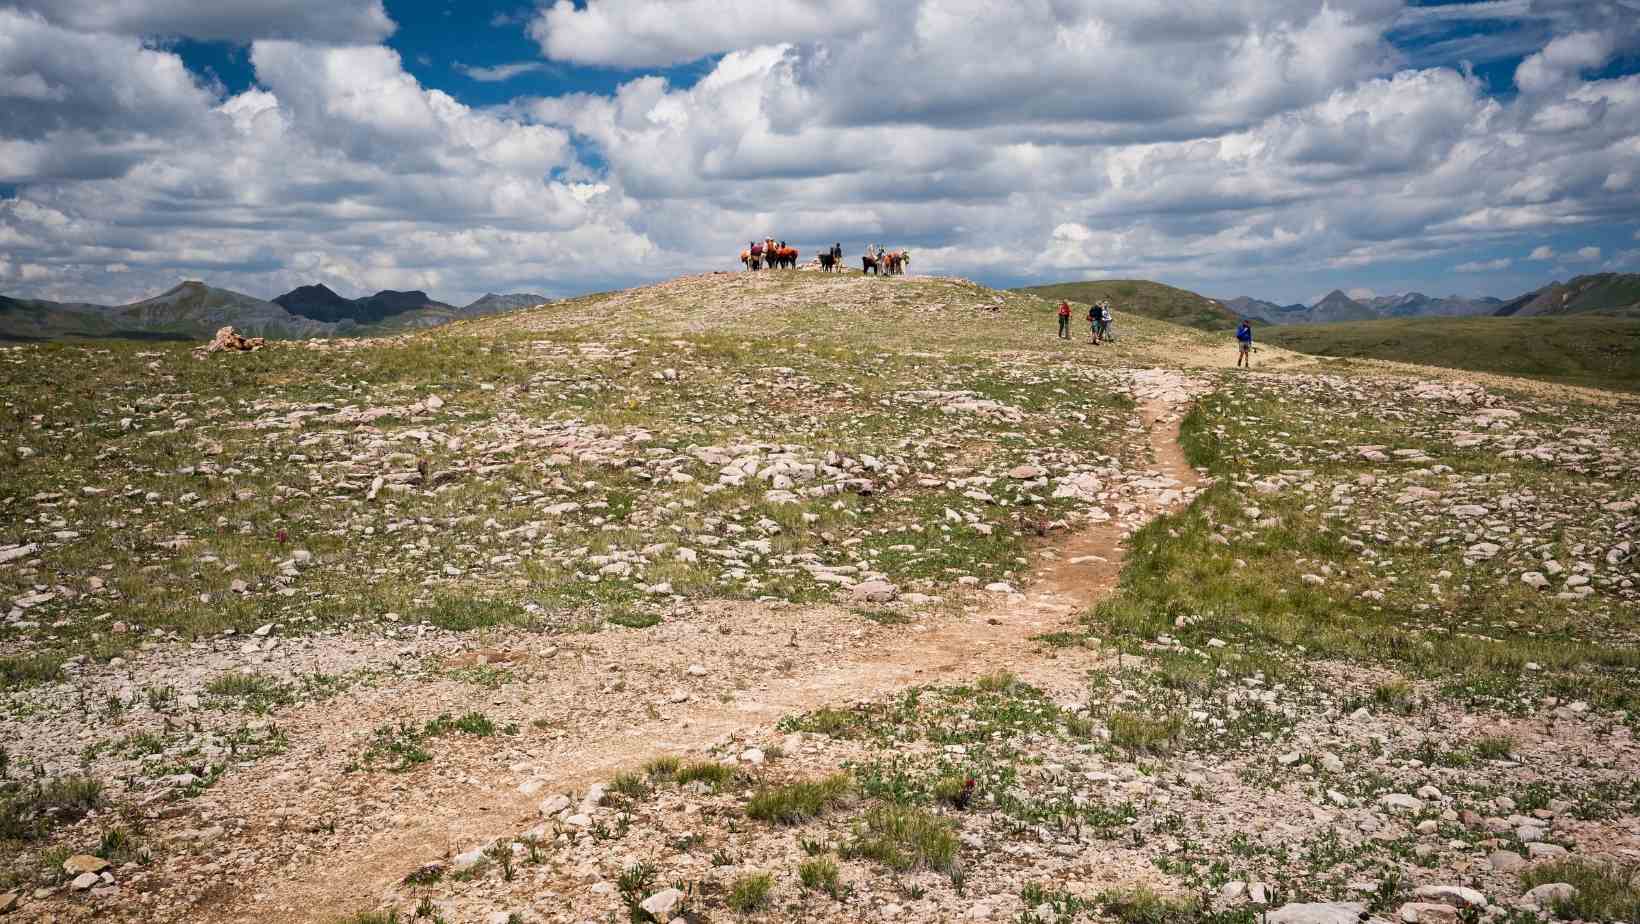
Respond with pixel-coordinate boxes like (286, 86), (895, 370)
(1056, 299), (1115, 343)
(1050, 298), (1255, 365)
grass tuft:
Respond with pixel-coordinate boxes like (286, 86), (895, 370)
(1107, 708), (1184, 754)
(727, 872), (773, 912)
(642, 755), (682, 780)
(605, 610), (662, 630)
(787, 706), (869, 739)
(1521, 859), (1640, 922)
(420, 596), (532, 632)
(0, 653), (63, 690)
(0, 774), (105, 841)
(798, 856), (842, 897)
(976, 670), (1016, 692)
(1096, 887), (1204, 924)
(609, 771), (651, 801)
(675, 760), (737, 790)
(745, 773), (852, 825)
(843, 805), (960, 875)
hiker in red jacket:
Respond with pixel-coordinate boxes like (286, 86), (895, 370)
(1057, 301), (1071, 339)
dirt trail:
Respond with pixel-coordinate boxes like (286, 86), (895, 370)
(1170, 340), (1322, 372)
(211, 400), (1203, 923)
(1170, 339), (1636, 408)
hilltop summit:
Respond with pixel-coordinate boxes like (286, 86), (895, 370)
(273, 283), (357, 323)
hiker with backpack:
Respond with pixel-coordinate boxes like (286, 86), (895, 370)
(1087, 303), (1102, 344)
(1236, 319), (1254, 368)
(1057, 300), (1071, 339)
(1100, 302), (1114, 341)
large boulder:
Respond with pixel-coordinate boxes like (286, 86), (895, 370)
(196, 325), (266, 356)
(851, 580), (899, 603)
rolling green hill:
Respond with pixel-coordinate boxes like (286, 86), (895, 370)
(1263, 314), (1640, 391)
(1493, 272), (1640, 318)
(1015, 279), (1238, 331)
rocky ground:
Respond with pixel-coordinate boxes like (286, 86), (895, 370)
(2, 269), (1637, 923)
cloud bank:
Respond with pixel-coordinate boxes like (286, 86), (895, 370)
(2, 0), (1638, 305)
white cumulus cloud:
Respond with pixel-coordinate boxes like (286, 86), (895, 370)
(1516, 30), (1614, 93)
(5, 0), (1640, 305)
(530, 0), (880, 68)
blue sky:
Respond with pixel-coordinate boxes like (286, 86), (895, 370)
(2, 0), (1639, 307)
(171, 2), (719, 106)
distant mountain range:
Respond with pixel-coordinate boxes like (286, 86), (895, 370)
(1220, 273), (1640, 326)
(0, 281), (549, 342)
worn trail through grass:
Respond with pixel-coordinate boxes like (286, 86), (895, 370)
(207, 398), (1203, 923)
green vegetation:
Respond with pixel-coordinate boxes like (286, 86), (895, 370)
(609, 771), (651, 801)
(1017, 280), (1238, 331)
(1263, 314), (1640, 391)
(727, 872), (773, 912)
(1107, 708), (1185, 754)
(357, 712), (497, 772)
(205, 671), (284, 700)
(797, 855), (843, 897)
(975, 670), (1016, 692)
(0, 652), (62, 690)
(675, 760), (737, 789)
(745, 773), (852, 824)
(1096, 887), (1213, 924)
(842, 805), (961, 876)
(641, 755), (682, 780)
(335, 911), (404, 924)
(616, 861), (659, 922)
(1, 270), (1162, 674)
(604, 610), (663, 630)
(784, 706), (872, 740)
(7, 263), (1640, 919)
(1498, 272), (1640, 318)
(1086, 384), (1640, 714)
(0, 774), (104, 841)
(420, 596), (535, 632)
(1521, 859), (1640, 921)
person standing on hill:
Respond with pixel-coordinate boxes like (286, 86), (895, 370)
(1100, 302), (1114, 342)
(1236, 318), (1254, 368)
(1057, 300), (1071, 339)
(1087, 303), (1102, 344)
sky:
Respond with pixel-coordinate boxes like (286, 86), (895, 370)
(2, 0), (1639, 308)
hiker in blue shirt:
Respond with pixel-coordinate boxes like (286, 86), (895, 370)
(1236, 319), (1253, 368)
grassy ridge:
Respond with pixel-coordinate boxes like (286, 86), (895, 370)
(1263, 314), (1640, 391)
(1014, 280), (1238, 331)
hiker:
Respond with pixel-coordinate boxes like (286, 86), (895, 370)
(1100, 302), (1114, 342)
(1236, 318), (1253, 368)
(1057, 300), (1071, 339)
(1087, 303), (1101, 344)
